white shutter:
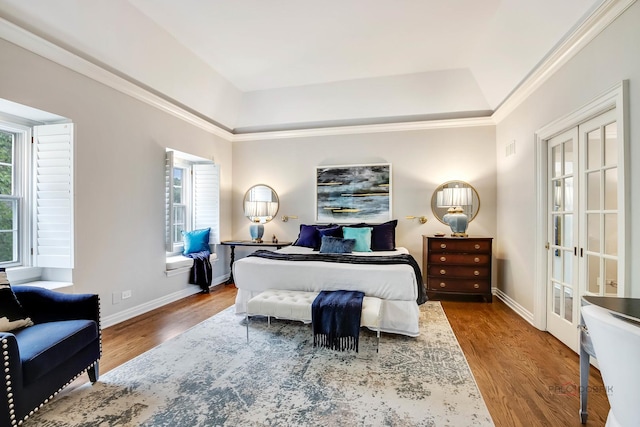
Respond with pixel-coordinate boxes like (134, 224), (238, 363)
(193, 163), (220, 245)
(33, 123), (74, 268)
(165, 150), (175, 252)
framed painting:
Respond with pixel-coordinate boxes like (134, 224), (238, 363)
(316, 163), (392, 223)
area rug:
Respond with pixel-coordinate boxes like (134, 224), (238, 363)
(25, 302), (494, 426)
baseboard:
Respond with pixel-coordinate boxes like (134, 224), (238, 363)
(494, 288), (536, 327)
(101, 274), (229, 328)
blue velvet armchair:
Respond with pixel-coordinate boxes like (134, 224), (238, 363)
(0, 286), (101, 426)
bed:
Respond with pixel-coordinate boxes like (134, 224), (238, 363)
(233, 243), (426, 337)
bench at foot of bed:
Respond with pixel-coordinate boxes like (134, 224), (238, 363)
(245, 289), (382, 352)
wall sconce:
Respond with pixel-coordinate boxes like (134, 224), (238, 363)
(281, 215), (298, 222)
(406, 216), (428, 224)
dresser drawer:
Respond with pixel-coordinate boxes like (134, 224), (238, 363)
(428, 278), (491, 293)
(429, 238), (491, 253)
(428, 265), (490, 278)
(428, 253), (490, 265)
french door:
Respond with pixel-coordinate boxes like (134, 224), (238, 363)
(546, 109), (621, 351)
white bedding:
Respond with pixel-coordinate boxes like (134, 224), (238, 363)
(233, 246), (421, 337)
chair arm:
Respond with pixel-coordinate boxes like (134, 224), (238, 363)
(12, 286), (100, 328)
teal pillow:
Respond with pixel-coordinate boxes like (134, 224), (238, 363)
(182, 228), (211, 254)
(342, 227), (372, 252)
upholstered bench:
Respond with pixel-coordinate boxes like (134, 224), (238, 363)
(245, 289), (382, 351)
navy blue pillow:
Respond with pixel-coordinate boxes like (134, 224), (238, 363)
(371, 220), (397, 251)
(318, 225), (342, 239)
(293, 224), (320, 248)
(294, 224), (341, 249)
(319, 236), (356, 254)
(351, 220), (397, 251)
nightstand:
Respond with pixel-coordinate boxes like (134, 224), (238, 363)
(423, 236), (493, 302)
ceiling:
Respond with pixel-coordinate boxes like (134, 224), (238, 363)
(0, 0), (604, 132)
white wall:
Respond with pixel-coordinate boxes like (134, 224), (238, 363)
(231, 125), (497, 272)
(495, 1), (640, 313)
(0, 37), (233, 320)
(236, 69), (491, 132)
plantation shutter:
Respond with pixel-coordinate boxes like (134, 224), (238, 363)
(33, 123), (74, 268)
(193, 163), (220, 245)
(165, 150), (175, 252)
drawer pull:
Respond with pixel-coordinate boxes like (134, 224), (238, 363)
(440, 269), (446, 275)
(440, 256), (446, 262)
(474, 257), (480, 263)
(474, 283), (480, 289)
(439, 282), (446, 288)
(474, 244), (480, 250)
(440, 243), (447, 249)
(474, 270), (480, 276)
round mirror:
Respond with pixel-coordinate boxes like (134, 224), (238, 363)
(431, 181), (480, 225)
(243, 184), (279, 223)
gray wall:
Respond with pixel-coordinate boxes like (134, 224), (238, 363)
(495, 1), (640, 313)
(0, 37), (233, 320)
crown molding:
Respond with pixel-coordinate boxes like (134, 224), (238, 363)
(0, 16), (235, 141)
(231, 116), (495, 142)
(492, 0), (637, 123)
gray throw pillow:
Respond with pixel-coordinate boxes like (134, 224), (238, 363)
(319, 236), (356, 254)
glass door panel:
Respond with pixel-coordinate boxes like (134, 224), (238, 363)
(604, 214), (617, 255)
(604, 122), (617, 166)
(586, 254), (600, 294)
(604, 258), (618, 295)
(587, 129), (601, 169)
(586, 172), (600, 210)
(586, 214), (600, 251)
(604, 168), (618, 209)
(563, 214), (573, 248)
(564, 287), (573, 322)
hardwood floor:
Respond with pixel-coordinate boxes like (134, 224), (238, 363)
(75, 285), (609, 426)
(441, 298), (609, 426)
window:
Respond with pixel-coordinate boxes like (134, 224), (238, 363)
(0, 127), (20, 265)
(0, 118), (74, 273)
(171, 163), (188, 244)
(165, 149), (220, 254)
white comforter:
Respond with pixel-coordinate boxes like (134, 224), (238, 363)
(233, 246), (421, 337)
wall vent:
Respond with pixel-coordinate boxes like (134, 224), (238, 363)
(505, 140), (516, 157)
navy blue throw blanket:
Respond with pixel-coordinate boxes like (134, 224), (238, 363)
(186, 250), (212, 292)
(312, 290), (364, 352)
(247, 250), (427, 305)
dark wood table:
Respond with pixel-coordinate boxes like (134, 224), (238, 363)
(579, 296), (640, 423)
(220, 240), (293, 284)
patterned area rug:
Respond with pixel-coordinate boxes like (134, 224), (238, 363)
(25, 302), (493, 426)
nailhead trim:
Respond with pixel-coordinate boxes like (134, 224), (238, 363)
(3, 338), (17, 427)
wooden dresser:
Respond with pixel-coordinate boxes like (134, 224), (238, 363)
(423, 236), (493, 302)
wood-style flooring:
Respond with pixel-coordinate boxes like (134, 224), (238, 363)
(74, 285), (609, 426)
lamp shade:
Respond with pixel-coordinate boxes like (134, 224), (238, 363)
(451, 186), (472, 207)
(438, 186), (472, 208)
